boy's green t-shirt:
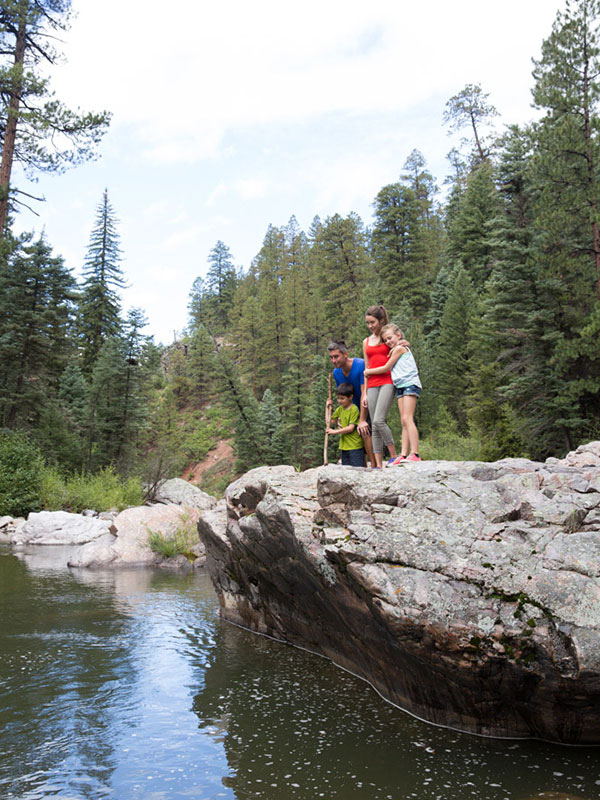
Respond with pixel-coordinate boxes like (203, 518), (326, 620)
(332, 404), (363, 451)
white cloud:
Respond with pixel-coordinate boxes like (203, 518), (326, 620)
(234, 179), (267, 200)
(56, 0), (563, 167)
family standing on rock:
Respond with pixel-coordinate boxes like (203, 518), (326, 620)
(326, 304), (422, 468)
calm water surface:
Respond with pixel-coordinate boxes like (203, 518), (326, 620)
(1, 546), (598, 800)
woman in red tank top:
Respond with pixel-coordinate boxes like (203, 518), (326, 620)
(362, 305), (398, 468)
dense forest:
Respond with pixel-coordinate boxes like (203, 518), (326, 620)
(1, 0), (600, 514)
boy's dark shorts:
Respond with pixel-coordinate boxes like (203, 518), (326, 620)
(341, 448), (365, 467)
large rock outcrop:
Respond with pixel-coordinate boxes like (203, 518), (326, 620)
(197, 444), (600, 743)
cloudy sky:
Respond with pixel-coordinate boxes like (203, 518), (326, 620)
(14, 0), (566, 343)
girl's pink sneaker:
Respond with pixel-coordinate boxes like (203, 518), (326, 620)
(406, 453), (422, 462)
(392, 455), (407, 465)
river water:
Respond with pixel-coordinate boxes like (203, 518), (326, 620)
(1, 547), (598, 800)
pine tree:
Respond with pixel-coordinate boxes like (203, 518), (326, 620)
(281, 327), (311, 466)
(313, 213), (372, 339)
(371, 183), (425, 312)
(185, 324), (217, 406)
(253, 225), (288, 396)
(202, 240), (237, 332)
(204, 326), (266, 470)
(532, 0), (600, 301)
(282, 216), (312, 334)
(85, 337), (128, 469)
(527, 0), (600, 451)
(443, 83), (499, 165)
(467, 126), (539, 456)
(257, 389), (285, 465)
(424, 264), (454, 346)
(446, 161), (501, 290)
(0, 0), (110, 233)
(79, 189), (126, 373)
(0, 234), (77, 428)
(434, 266), (476, 433)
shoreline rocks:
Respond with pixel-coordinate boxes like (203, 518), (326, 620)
(1, 481), (218, 571)
(198, 443), (600, 744)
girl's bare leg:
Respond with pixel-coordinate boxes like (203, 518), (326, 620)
(398, 395), (419, 455)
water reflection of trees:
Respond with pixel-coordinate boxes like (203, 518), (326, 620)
(0, 554), (138, 799)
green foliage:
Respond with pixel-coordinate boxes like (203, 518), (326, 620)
(258, 389), (286, 465)
(147, 513), (198, 560)
(40, 466), (143, 512)
(189, 241), (238, 333)
(419, 409), (482, 462)
(443, 82), (499, 164)
(79, 190), (126, 373)
(0, 0), (110, 231)
(0, 234), (78, 429)
(0, 429), (45, 516)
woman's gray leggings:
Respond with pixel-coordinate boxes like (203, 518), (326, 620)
(367, 384), (396, 454)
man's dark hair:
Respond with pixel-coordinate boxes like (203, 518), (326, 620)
(328, 339), (348, 354)
(335, 382), (354, 398)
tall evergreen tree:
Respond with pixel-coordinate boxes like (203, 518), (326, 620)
(281, 327), (312, 466)
(446, 161), (501, 290)
(253, 225), (288, 396)
(282, 216), (312, 334)
(0, 0), (110, 233)
(527, 0), (600, 450)
(532, 0), (600, 300)
(257, 388), (285, 465)
(434, 266), (476, 433)
(0, 234), (77, 428)
(443, 83), (499, 165)
(313, 213), (372, 339)
(202, 240), (237, 332)
(79, 189), (126, 373)
(371, 183), (425, 312)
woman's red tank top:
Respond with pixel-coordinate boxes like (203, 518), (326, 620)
(364, 339), (392, 387)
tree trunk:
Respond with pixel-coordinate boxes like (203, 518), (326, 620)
(0, 6), (27, 236)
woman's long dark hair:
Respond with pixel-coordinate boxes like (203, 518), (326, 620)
(365, 304), (389, 330)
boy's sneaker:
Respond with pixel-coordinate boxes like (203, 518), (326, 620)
(406, 453), (422, 462)
(391, 455), (407, 465)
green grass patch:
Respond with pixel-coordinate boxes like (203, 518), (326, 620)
(40, 466), (143, 513)
(147, 513), (198, 560)
(419, 432), (482, 462)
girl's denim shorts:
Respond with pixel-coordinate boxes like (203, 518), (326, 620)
(395, 384), (421, 398)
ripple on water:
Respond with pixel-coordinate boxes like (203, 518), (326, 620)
(1, 554), (599, 800)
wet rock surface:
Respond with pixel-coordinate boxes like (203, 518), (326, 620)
(198, 443), (600, 743)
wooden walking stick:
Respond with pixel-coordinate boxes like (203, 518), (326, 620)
(324, 373), (332, 465)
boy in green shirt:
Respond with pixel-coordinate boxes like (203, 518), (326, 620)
(326, 383), (365, 467)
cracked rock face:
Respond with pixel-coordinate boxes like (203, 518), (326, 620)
(197, 445), (600, 743)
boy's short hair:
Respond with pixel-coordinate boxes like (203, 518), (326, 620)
(335, 382), (354, 398)
(328, 339), (348, 354)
